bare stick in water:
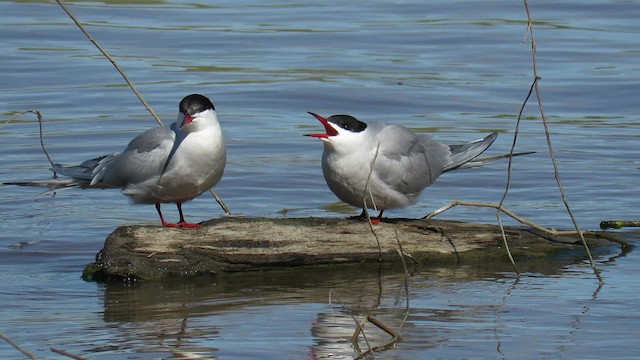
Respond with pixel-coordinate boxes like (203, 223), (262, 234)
(600, 220), (640, 230)
(424, 201), (627, 246)
(355, 231), (412, 359)
(522, 0), (602, 283)
(50, 348), (87, 360)
(0, 332), (36, 360)
(495, 76), (540, 274)
(328, 290), (376, 357)
(362, 142), (383, 259)
(6, 111), (57, 176)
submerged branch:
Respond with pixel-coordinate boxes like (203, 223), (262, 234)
(0, 332), (36, 360)
(8, 111), (57, 175)
(600, 220), (640, 230)
(50, 348), (87, 360)
(424, 200), (626, 247)
(523, 0), (602, 282)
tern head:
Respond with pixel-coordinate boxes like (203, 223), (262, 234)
(305, 113), (368, 147)
(178, 94), (217, 131)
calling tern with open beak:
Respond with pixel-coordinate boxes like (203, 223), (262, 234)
(305, 112), (497, 223)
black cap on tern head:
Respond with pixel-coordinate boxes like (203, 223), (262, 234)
(180, 94), (215, 116)
(327, 115), (368, 133)
(305, 113), (368, 139)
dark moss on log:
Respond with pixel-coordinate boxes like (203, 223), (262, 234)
(84, 217), (628, 281)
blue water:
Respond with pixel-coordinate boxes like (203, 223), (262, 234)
(1, 1), (639, 359)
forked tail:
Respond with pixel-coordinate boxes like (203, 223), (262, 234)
(443, 132), (498, 172)
(3, 156), (109, 190)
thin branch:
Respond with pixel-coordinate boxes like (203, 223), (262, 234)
(54, 0), (162, 125)
(50, 347), (87, 360)
(8, 111), (57, 175)
(210, 189), (231, 215)
(424, 200), (622, 244)
(393, 228), (411, 316)
(0, 332), (36, 360)
(363, 142), (383, 259)
(351, 315), (371, 347)
(392, 250), (411, 335)
(0, 115), (15, 130)
(495, 77), (539, 273)
(354, 232), (412, 359)
(367, 315), (397, 338)
(426, 200), (578, 234)
(329, 225), (413, 359)
(329, 290), (376, 359)
(363, 141), (382, 216)
(523, 0), (602, 282)
(35, 111), (56, 175)
(365, 216), (383, 261)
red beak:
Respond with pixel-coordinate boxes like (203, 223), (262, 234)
(181, 114), (195, 128)
(304, 112), (339, 138)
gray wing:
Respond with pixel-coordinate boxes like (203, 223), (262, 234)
(91, 126), (176, 187)
(375, 125), (452, 196)
(443, 132), (498, 172)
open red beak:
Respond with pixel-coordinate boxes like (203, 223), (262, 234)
(304, 112), (339, 138)
(180, 114), (195, 129)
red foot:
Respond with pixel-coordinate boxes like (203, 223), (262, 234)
(155, 203), (201, 229)
(178, 221), (201, 229)
(347, 210), (384, 224)
(161, 221), (201, 229)
(346, 215), (382, 224)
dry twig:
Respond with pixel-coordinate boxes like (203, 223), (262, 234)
(328, 290), (376, 358)
(363, 142), (383, 259)
(50, 347), (87, 360)
(0, 332), (36, 360)
(350, 228), (412, 358)
(522, 0), (602, 282)
(7, 111), (57, 176)
(494, 76), (540, 273)
(424, 200), (627, 246)
(422, 1), (604, 282)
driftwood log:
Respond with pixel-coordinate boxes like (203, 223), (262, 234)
(84, 217), (627, 281)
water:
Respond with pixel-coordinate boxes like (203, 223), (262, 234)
(1, 0), (639, 358)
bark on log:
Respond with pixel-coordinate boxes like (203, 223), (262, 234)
(84, 217), (627, 281)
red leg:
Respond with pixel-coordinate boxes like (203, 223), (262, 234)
(156, 203), (180, 228)
(370, 209), (384, 225)
(176, 203), (201, 229)
(347, 209), (384, 224)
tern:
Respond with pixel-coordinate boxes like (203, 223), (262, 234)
(305, 112), (497, 222)
(7, 94), (226, 228)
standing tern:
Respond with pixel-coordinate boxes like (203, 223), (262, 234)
(305, 112), (497, 222)
(9, 94), (226, 228)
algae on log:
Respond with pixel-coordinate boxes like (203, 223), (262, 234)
(86, 217), (627, 281)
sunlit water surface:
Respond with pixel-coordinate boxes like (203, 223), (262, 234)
(1, 1), (639, 359)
